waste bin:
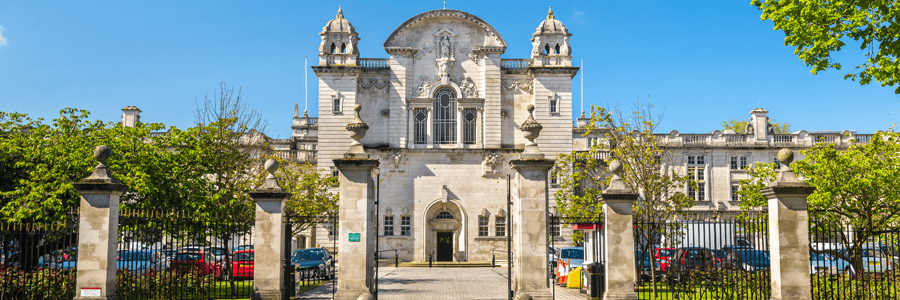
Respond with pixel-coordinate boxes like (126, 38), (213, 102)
(585, 262), (604, 299)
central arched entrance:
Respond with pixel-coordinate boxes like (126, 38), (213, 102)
(423, 199), (466, 262)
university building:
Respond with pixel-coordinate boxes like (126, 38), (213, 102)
(123, 7), (874, 263)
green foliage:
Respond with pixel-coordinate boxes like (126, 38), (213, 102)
(736, 162), (778, 211)
(117, 271), (216, 300)
(0, 268), (75, 299)
(752, 0), (900, 93)
(721, 119), (792, 134)
(258, 155), (339, 235)
(571, 230), (584, 246)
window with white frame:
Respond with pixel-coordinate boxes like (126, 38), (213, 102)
(432, 87), (457, 144)
(463, 108), (476, 144)
(549, 96), (558, 114)
(495, 216), (506, 237)
(413, 108), (428, 144)
(731, 184), (740, 201)
(687, 155), (706, 201)
(550, 221), (560, 237)
(383, 216), (394, 236)
(332, 95), (341, 113)
(400, 216), (411, 236)
(478, 216), (489, 237)
(730, 155), (748, 170)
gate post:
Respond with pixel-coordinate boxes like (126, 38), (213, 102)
(598, 160), (637, 300)
(760, 149), (814, 300)
(72, 145), (126, 300)
(249, 159), (291, 300)
(334, 104), (379, 300)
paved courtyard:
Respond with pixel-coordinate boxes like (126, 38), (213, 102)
(298, 267), (587, 300)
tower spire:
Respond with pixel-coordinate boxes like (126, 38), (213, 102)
(336, 6), (344, 19)
(294, 103), (299, 118)
(548, 6), (554, 19)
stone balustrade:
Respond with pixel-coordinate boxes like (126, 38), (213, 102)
(274, 149), (318, 163)
(359, 58), (389, 69)
(643, 131), (873, 148)
(501, 59), (531, 70)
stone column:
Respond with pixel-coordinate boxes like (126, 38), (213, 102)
(761, 149), (814, 300)
(73, 145), (126, 300)
(334, 104), (379, 300)
(333, 159), (378, 300)
(510, 106), (552, 300)
(510, 159), (554, 300)
(250, 159), (291, 300)
(599, 160), (638, 300)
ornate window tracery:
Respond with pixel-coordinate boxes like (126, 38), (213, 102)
(433, 87), (457, 144)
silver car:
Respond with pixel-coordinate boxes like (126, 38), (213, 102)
(837, 248), (893, 274)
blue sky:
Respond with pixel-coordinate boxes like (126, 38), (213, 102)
(1, 1), (897, 138)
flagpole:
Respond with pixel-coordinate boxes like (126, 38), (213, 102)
(581, 59), (584, 113)
(305, 56), (308, 114)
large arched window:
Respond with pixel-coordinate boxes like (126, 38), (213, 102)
(433, 87), (457, 144)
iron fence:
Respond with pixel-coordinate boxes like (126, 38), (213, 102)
(115, 209), (254, 300)
(809, 213), (899, 299)
(283, 213), (337, 299)
(634, 211), (770, 300)
(0, 209), (79, 300)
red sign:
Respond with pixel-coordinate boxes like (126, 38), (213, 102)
(572, 224), (598, 230)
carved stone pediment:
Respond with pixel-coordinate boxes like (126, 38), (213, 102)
(501, 79), (533, 94)
(429, 219), (461, 231)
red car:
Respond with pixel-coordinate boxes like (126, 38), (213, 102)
(231, 250), (254, 280)
(172, 251), (225, 280)
(655, 248), (676, 272)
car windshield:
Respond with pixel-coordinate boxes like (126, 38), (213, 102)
(210, 248), (225, 256)
(658, 249), (674, 257)
(560, 249), (583, 259)
(295, 249), (327, 261)
(175, 253), (202, 261)
(234, 252), (254, 261)
(118, 251), (151, 261)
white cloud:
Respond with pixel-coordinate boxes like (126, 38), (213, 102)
(572, 10), (587, 24)
(0, 25), (7, 46)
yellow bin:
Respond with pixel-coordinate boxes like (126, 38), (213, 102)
(566, 267), (583, 289)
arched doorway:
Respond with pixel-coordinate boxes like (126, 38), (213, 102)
(423, 200), (466, 262)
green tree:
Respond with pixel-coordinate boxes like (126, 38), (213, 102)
(554, 102), (693, 294)
(721, 118), (792, 134)
(737, 132), (900, 273)
(258, 155), (339, 236)
(751, 0), (900, 93)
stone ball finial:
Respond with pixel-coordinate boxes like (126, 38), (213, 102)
(609, 159), (623, 177)
(94, 145), (111, 164)
(777, 148), (794, 167)
(527, 104), (535, 114)
(354, 103), (361, 113)
(264, 159), (278, 175)
(356, 292), (375, 300)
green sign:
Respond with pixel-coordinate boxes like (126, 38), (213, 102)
(349, 233), (360, 242)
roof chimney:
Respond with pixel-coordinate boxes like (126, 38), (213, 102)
(121, 106), (141, 127)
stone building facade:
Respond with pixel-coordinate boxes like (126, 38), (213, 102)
(118, 7), (876, 264)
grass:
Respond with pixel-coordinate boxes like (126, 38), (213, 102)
(209, 278), (328, 300)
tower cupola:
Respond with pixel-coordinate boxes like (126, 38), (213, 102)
(319, 6), (360, 66)
(530, 7), (572, 67)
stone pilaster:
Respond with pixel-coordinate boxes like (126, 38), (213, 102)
(761, 149), (814, 300)
(333, 158), (379, 300)
(599, 160), (637, 300)
(509, 159), (554, 300)
(73, 145), (126, 300)
(250, 159), (291, 300)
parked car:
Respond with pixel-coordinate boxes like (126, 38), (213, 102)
(291, 248), (335, 279)
(721, 249), (770, 272)
(555, 247), (584, 285)
(654, 248), (676, 272)
(636, 250), (662, 282)
(172, 251), (226, 280)
(231, 250), (254, 280)
(117, 250), (167, 275)
(837, 248), (893, 273)
(666, 247), (717, 284)
(810, 251), (851, 275)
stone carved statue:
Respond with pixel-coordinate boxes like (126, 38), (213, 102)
(415, 76), (433, 98)
(460, 77), (477, 98)
(440, 36), (452, 59)
(482, 152), (502, 176)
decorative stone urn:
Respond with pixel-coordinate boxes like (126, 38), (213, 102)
(346, 104), (369, 158)
(520, 104), (544, 159)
